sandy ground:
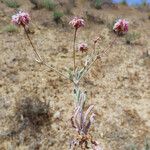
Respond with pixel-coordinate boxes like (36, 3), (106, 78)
(0, 1), (150, 150)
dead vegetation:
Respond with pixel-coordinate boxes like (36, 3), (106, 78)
(15, 97), (52, 129)
(0, 97), (52, 141)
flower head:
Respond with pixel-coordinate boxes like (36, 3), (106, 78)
(12, 11), (30, 27)
(69, 17), (85, 30)
(78, 43), (88, 53)
(113, 19), (128, 35)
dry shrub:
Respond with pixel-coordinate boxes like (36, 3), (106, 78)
(15, 97), (52, 129)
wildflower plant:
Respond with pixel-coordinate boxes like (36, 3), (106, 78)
(11, 10), (129, 150)
(68, 17), (128, 150)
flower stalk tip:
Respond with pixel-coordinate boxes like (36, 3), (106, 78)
(12, 11), (30, 27)
(69, 17), (85, 30)
(113, 19), (128, 35)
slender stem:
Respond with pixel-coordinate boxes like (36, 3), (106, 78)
(23, 26), (43, 62)
(73, 29), (77, 73)
(93, 37), (100, 55)
(42, 62), (71, 81)
(23, 26), (70, 81)
(93, 43), (96, 54)
(77, 36), (117, 84)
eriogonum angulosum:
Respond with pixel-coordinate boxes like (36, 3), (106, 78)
(78, 43), (88, 53)
(12, 11), (30, 27)
(69, 17), (85, 30)
(113, 19), (128, 35)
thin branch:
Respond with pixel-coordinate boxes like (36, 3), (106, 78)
(77, 36), (117, 84)
(23, 26), (70, 81)
(23, 26), (43, 62)
(93, 42), (96, 55)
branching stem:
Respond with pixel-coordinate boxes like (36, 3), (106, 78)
(77, 36), (117, 84)
(23, 26), (70, 81)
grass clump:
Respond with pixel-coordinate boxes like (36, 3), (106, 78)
(3, 25), (18, 33)
(43, 0), (56, 10)
(53, 11), (64, 24)
(3, 0), (20, 8)
(125, 32), (141, 44)
(93, 0), (102, 9)
(30, 0), (56, 10)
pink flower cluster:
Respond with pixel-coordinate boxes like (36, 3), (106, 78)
(113, 19), (128, 34)
(12, 11), (30, 27)
(78, 43), (88, 53)
(69, 17), (85, 30)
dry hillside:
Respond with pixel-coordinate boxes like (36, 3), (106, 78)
(0, 0), (150, 150)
